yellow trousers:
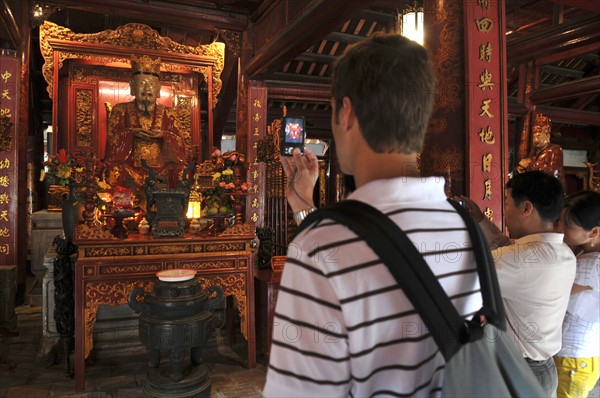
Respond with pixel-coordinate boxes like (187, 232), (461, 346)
(554, 356), (599, 398)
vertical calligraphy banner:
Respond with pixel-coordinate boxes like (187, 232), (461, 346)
(0, 52), (20, 266)
(245, 83), (267, 226)
(464, 0), (508, 227)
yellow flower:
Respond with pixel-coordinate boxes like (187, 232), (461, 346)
(212, 172), (221, 181)
(39, 169), (45, 182)
(96, 178), (111, 190)
(56, 164), (71, 179)
(222, 168), (234, 176)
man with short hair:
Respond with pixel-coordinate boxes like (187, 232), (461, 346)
(465, 170), (576, 397)
(263, 33), (485, 397)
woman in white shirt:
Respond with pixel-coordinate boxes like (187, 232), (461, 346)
(555, 190), (600, 398)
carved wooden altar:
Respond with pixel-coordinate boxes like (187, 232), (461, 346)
(73, 224), (256, 391)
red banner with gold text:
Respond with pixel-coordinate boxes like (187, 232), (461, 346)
(0, 52), (19, 266)
(464, 0), (508, 227)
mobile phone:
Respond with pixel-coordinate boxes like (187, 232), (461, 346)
(280, 116), (306, 156)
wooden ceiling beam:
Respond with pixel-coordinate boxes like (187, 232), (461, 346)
(0, 0), (20, 48)
(508, 98), (600, 126)
(550, 0), (600, 13)
(538, 105), (600, 126)
(540, 65), (585, 79)
(507, 15), (600, 65)
(267, 72), (331, 85)
(325, 31), (364, 44)
(266, 81), (331, 102)
(530, 75), (600, 103)
(246, 0), (375, 78)
(537, 41), (600, 66)
(57, 0), (248, 31)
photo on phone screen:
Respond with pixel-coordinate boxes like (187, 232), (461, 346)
(280, 116), (305, 156)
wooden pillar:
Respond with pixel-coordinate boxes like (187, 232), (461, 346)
(421, 0), (466, 195)
(422, 0), (507, 227)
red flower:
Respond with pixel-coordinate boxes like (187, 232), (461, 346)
(58, 148), (67, 163)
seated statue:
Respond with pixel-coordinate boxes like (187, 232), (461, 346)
(104, 55), (190, 192)
(516, 112), (565, 186)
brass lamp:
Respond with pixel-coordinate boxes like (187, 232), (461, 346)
(187, 175), (203, 232)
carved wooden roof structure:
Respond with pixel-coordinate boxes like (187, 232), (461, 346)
(2, 0), (599, 151)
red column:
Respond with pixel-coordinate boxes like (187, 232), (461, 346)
(423, 0), (508, 228)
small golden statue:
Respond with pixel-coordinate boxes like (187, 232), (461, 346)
(516, 112), (564, 186)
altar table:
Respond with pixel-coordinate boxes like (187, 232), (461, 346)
(73, 224), (256, 391)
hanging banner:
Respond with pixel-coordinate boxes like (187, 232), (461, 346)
(246, 83), (267, 226)
(0, 52), (19, 266)
(464, 0), (508, 227)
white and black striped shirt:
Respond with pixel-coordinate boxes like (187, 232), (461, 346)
(263, 177), (483, 397)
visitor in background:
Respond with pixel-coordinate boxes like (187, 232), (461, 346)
(554, 190), (600, 398)
(461, 170), (576, 397)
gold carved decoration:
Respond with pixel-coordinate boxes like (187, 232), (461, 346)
(198, 274), (248, 341)
(174, 95), (193, 146)
(76, 224), (118, 241)
(180, 259), (237, 270)
(431, 3), (463, 111)
(219, 223), (256, 238)
(39, 22), (224, 106)
(84, 280), (153, 358)
(318, 160), (327, 208)
(99, 264), (162, 275)
(84, 246), (132, 258)
(75, 89), (93, 148)
(148, 245), (191, 255)
(214, 29), (242, 58)
(205, 242), (246, 252)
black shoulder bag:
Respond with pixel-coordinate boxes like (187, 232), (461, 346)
(299, 200), (545, 397)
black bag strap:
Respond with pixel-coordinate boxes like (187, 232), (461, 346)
(299, 199), (505, 360)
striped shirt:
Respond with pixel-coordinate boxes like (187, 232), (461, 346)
(263, 177), (483, 397)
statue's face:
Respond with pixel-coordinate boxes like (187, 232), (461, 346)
(130, 74), (161, 111)
(532, 128), (550, 150)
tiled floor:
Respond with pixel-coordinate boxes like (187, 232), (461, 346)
(0, 304), (267, 398)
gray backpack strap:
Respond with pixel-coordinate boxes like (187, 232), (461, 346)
(301, 199), (504, 360)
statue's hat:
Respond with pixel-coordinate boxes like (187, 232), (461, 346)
(131, 54), (161, 77)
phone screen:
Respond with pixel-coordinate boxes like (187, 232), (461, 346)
(281, 117), (305, 156)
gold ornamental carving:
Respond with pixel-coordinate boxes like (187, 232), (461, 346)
(75, 224), (118, 241)
(180, 260), (236, 270)
(39, 21), (224, 105)
(84, 246), (132, 258)
(84, 280), (153, 358)
(205, 242), (246, 252)
(431, 2), (463, 112)
(219, 223), (255, 238)
(198, 275), (249, 341)
(99, 264), (162, 275)
(148, 244), (191, 255)
(75, 88), (93, 148)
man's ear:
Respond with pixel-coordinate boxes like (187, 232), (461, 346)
(521, 200), (534, 216)
(340, 96), (357, 131)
